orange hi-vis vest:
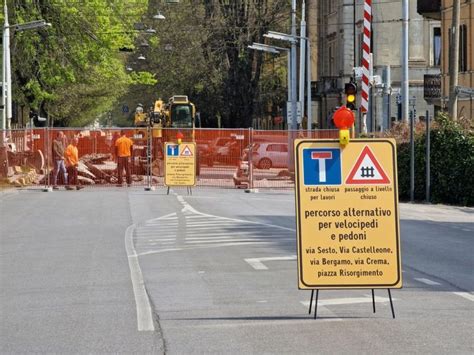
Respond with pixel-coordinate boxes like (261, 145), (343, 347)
(64, 144), (79, 167)
(115, 136), (133, 157)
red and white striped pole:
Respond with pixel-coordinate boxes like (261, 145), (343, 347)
(361, 0), (372, 132)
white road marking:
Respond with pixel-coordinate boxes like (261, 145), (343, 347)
(453, 292), (474, 302)
(137, 241), (272, 256)
(301, 295), (394, 307)
(245, 256), (297, 270)
(125, 225), (155, 331)
(138, 248), (184, 256)
(187, 238), (259, 244)
(415, 278), (441, 286)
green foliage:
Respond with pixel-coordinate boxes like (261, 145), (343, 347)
(395, 113), (474, 206)
(6, 0), (148, 126)
(6, 1), (292, 128)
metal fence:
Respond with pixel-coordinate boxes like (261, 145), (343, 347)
(1, 127), (338, 190)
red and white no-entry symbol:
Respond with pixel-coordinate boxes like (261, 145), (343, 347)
(346, 146), (390, 184)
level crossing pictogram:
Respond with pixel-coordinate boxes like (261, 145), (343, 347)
(345, 146), (390, 184)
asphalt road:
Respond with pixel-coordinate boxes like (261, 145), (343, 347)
(1, 188), (473, 354)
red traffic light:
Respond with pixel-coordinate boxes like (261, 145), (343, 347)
(344, 82), (357, 95)
(333, 106), (355, 129)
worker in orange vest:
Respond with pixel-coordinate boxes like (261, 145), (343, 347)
(64, 137), (83, 190)
(115, 130), (134, 186)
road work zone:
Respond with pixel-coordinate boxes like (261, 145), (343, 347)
(295, 139), (402, 289)
(164, 142), (197, 187)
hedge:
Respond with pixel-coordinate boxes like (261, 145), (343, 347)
(393, 114), (473, 206)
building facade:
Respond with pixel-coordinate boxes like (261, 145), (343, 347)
(418, 0), (473, 121)
(310, 0), (442, 131)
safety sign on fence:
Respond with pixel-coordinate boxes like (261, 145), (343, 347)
(294, 139), (402, 289)
(164, 142), (196, 187)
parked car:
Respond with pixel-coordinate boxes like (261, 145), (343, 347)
(206, 137), (244, 166)
(242, 142), (289, 169)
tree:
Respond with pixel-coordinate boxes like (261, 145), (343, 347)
(201, 0), (289, 128)
(5, 0), (150, 126)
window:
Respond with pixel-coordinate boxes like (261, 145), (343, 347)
(449, 24), (468, 72)
(266, 144), (287, 152)
(432, 27), (441, 66)
(328, 41), (335, 76)
(459, 24), (467, 72)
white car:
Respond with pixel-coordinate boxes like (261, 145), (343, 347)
(248, 142), (289, 169)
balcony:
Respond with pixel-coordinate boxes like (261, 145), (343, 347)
(424, 74), (441, 101)
(417, 0), (441, 20)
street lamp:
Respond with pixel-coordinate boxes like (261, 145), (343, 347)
(2, 2), (51, 135)
(264, 30), (312, 133)
(248, 43), (291, 121)
(153, 11), (166, 20)
(248, 42), (293, 169)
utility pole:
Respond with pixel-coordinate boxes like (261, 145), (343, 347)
(448, 0), (460, 120)
(299, 1), (306, 130)
(401, 0), (409, 123)
(290, 0), (297, 131)
(2, 0), (11, 134)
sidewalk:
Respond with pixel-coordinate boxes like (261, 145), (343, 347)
(400, 202), (474, 223)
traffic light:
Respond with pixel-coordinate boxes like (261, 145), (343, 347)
(344, 82), (357, 110)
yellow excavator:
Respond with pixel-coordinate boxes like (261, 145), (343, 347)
(133, 95), (198, 174)
(134, 95), (196, 130)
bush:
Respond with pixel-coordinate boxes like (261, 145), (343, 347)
(388, 113), (473, 206)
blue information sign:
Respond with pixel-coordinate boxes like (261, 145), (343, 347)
(303, 148), (341, 185)
(167, 144), (179, 157)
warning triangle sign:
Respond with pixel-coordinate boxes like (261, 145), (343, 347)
(345, 146), (390, 184)
(180, 145), (193, 157)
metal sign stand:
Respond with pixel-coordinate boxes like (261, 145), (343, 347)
(166, 186), (192, 195)
(144, 126), (154, 191)
(307, 289), (395, 319)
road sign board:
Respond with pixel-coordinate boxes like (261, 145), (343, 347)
(345, 146), (390, 184)
(295, 139), (402, 289)
(165, 142), (196, 186)
(180, 145), (193, 157)
(303, 148), (341, 185)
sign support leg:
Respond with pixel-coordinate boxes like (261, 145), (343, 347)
(308, 290), (314, 314)
(388, 289), (395, 319)
(372, 289), (376, 313)
(313, 289), (319, 319)
(167, 186), (170, 195)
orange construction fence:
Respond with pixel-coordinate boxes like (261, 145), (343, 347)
(1, 127), (338, 190)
